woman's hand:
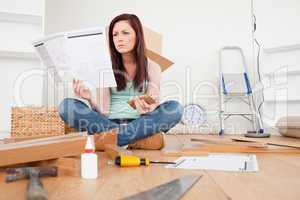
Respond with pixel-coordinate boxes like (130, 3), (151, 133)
(133, 95), (158, 115)
(73, 79), (92, 101)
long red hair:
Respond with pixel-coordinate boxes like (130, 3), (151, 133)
(108, 13), (148, 92)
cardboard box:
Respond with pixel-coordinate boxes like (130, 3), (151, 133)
(143, 26), (174, 72)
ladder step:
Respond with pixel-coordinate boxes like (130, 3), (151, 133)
(223, 94), (251, 98)
(222, 113), (254, 115)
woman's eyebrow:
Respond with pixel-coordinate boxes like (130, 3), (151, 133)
(113, 29), (128, 33)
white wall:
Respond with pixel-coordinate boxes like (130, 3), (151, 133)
(254, 0), (300, 48)
(253, 0), (300, 132)
(0, 0), (44, 137)
(0, 0), (43, 15)
(44, 0), (254, 134)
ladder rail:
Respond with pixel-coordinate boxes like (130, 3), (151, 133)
(218, 46), (264, 135)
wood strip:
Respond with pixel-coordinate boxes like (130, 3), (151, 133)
(164, 135), (300, 156)
(183, 144), (300, 154)
(231, 136), (300, 149)
(163, 150), (209, 157)
(36, 157), (81, 177)
(0, 137), (84, 151)
(191, 138), (267, 148)
(0, 133), (87, 167)
(1, 132), (86, 147)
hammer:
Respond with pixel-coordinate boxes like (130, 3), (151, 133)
(6, 166), (58, 200)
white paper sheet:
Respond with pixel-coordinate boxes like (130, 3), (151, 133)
(44, 35), (69, 70)
(166, 154), (259, 172)
(32, 27), (116, 88)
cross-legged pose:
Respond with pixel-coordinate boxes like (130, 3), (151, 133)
(59, 13), (183, 150)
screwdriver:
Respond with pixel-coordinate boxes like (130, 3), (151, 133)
(115, 155), (176, 167)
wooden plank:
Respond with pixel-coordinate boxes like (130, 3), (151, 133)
(36, 157), (81, 177)
(0, 132), (85, 147)
(231, 136), (300, 149)
(166, 146), (300, 155)
(164, 135), (300, 155)
(1, 132), (83, 144)
(0, 159), (82, 177)
(191, 138), (267, 148)
(163, 150), (209, 157)
(0, 133), (87, 167)
(183, 144), (300, 154)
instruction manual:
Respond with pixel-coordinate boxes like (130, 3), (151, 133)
(32, 27), (116, 88)
(166, 154), (258, 172)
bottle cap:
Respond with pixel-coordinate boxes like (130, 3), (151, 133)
(84, 135), (95, 153)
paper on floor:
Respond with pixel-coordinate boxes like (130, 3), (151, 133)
(166, 153), (259, 172)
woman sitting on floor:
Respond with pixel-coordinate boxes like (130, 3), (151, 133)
(59, 13), (183, 150)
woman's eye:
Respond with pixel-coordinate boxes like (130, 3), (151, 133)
(113, 33), (118, 37)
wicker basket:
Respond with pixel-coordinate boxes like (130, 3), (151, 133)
(11, 106), (65, 138)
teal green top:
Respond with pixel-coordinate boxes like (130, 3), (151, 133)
(108, 81), (146, 119)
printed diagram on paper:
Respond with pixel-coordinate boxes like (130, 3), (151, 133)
(166, 154), (259, 172)
(32, 27), (116, 89)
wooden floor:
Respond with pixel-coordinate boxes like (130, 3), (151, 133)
(1, 134), (300, 200)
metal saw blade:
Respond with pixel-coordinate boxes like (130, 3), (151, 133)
(122, 175), (202, 200)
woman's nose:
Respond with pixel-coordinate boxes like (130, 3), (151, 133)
(117, 36), (124, 42)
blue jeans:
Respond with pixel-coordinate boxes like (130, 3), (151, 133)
(59, 98), (183, 146)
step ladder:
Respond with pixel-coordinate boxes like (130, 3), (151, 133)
(218, 46), (264, 135)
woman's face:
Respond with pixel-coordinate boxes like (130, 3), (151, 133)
(112, 20), (137, 54)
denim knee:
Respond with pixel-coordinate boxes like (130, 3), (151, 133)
(58, 98), (76, 121)
(164, 100), (183, 123)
